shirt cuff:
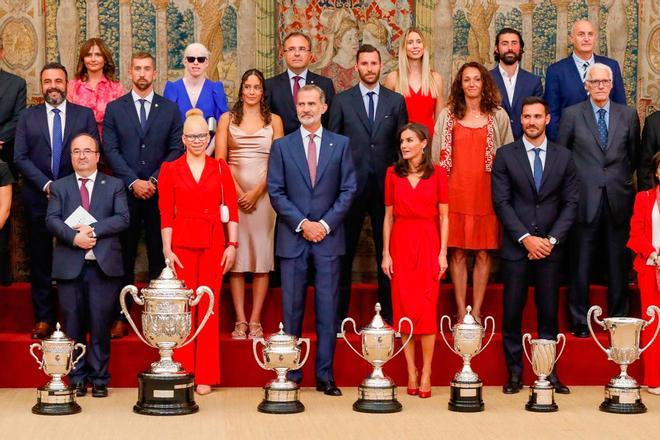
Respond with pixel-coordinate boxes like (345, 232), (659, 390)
(319, 220), (331, 234)
(129, 179), (139, 190)
(43, 180), (52, 192)
(295, 218), (308, 233)
(646, 254), (657, 266)
(518, 233), (531, 243)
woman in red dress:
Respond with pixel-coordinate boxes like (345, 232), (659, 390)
(382, 122), (449, 398)
(627, 151), (660, 395)
(158, 109), (239, 395)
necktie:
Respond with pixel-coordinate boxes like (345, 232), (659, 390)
(367, 91), (375, 126)
(582, 62), (589, 80)
(597, 108), (608, 149)
(533, 148), (543, 192)
(308, 134), (317, 187)
(79, 178), (90, 211)
(292, 76), (301, 106)
(52, 108), (63, 178)
(139, 99), (147, 131)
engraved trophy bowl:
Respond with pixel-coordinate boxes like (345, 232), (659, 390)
(522, 333), (566, 412)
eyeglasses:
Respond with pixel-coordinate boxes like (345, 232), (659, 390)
(184, 133), (209, 142)
(186, 56), (207, 64)
(71, 149), (99, 156)
(284, 47), (310, 54)
(586, 79), (612, 87)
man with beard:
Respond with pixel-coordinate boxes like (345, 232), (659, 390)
(491, 96), (578, 394)
(328, 44), (407, 327)
(14, 63), (98, 338)
(102, 53), (183, 337)
(490, 28), (543, 140)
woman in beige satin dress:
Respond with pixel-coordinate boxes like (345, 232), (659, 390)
(216, 69), (284, 339)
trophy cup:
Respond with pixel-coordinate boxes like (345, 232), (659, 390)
(588, 305), (660, 414)
(29, 323), (86, 415)
(252, 323), (310, 414)
(522, 333), (566, 412)
(440, 306), (495, 412)
(120, 259), (214, 415)
(341, 303), (412, 413)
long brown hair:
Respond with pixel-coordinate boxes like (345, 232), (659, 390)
(231, 69), (271, 126)
(394, 123), (435, 179)
(75, 38), (118, 82)
(446, 61), (501, 120)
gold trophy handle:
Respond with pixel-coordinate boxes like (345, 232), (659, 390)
(252, 338), (268, 370)
(522, 333), (533, 366)
(71, 343), (87, 370)
(587, 305), (609, 355)
(29, 344), (43, 369)
(439, 315), (458, 355)
(555, 333), (567, 363)
(391, 317), (414, 360)
(640, 305), (660, 353)
(297, 337), (311, 370)
(180, 285), (215, 348)
(340, 317), (367, 363)
(119, 285), (153, 348)
(477, 315), (496, 355)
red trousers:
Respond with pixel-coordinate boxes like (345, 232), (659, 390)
(637, 266), (660, 387)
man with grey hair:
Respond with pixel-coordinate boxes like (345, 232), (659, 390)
(544, 19), (626, 141)
(557, 62), (640, 338)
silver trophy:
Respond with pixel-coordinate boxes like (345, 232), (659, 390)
(341, 303), (412, 413)
(440, 306), (495, 412)
(522, 333), (566, 412)
(253, 322), (310, 414)
(29, 323), (86, 415)
(120, 259), (214, 415)
(588, 305), (660, 414)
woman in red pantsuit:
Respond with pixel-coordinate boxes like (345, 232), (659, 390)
(627, 151), (660, 395)
(159, 109), (239, 395)
(382, 123), (449, 398)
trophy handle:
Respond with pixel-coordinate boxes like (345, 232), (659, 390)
(555, 333), (567, 363)
(297, 338), (311, 369)
(340, 317), (367, 362)
(478, 316), (496, 355)
(71, 343), (86, 370)
(119, 285), (153, 348)
(587, 305), (609, 355)
(29, 344), (43, 369)
(640, 305), (660, 353)
(252, 338), (268, 370)
(180, 286), (215, 348)
(391, 317), (414, 359)
(522, 333), (533, 366)
(439, 315), (458, 355)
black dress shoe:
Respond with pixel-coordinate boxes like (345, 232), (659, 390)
(31, 322), (52, 340)
(548, 374), (570, 394)
(92, 384), (108, 398)
(316, 380), (342, 396)
(572, 324), (589, 338)
(74, 382), (87, 397)
(502, 375), (523, 394)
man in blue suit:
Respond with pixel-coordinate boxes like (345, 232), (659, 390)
(267, 84), (357, 396)
(102, 52), (183, 337)
(46, 133), (129, 397)
(544, 20), (626, 141)
(14, 62), (98, 339)
(490, 28), (543, 140)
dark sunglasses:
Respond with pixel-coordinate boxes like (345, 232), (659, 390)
(186, 56), (207, 63)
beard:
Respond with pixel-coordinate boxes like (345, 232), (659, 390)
(523, 126), (544, 139)
(359, 71), (380, 86)
(498, 51), (521, 65)
(298, 114), (321, 127)
(133, 78), (153, 91)
(43, 87), (66, 106)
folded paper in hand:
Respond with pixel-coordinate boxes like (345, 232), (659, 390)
(64, 206), (97, 228)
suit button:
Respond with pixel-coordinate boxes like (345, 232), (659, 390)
(370, 144), (375, 149)
(140, 161), (146, 165)
(536, 204), (539, 208)
(141, 144), (146, 149)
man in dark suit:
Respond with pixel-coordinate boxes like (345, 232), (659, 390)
(544, 20), (626, 141)
(46, 133), (129, 397)
(328, 44), (407, 325)
(637, 111), (660, 191)
(265, 31), (335, 135)
(267, 84), (357, 396)
(0, 35), (27, 169)
(14, 63), (98, 339)
(490, 28), (543, 140)
(558, 63), (640, 337)
(102, 52), (183, 337)
(492, 97), (578, 394)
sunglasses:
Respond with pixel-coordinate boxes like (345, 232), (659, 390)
(186, 56), (207, 64)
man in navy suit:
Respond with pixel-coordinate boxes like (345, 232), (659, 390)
(490, 28), (543, 140)
(328, 44), (408, 326)
(492, 97), (578, 394)
(265, 31), (335, 135)
(14, 63), (98, 339)
(267, 84), (357, 396)
(46, 133), (129, 397)
(102, 52), (183, 337)
(544, 20), (626, 141)
(638, 111), (660, 191)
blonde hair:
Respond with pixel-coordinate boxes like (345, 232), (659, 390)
(183, 108), (208, 132)
(396, 27), (439, 99)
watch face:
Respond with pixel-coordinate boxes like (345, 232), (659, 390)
(549, 237), (557, 245)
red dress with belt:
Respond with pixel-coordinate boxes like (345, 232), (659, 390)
(158, 155), (238, 385)
(404, 86), (437, 139)
(385, 165), (449, 334)
(627, 189), (660, 388)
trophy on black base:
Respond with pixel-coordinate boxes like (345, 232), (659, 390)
(522, 333), (566, 412)
(120, 260), (214, 416)
(29, 323), (86, 415)
(440, 306), (495, 412)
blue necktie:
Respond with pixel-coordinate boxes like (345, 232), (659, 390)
(367, 92), (375, 127)
(139, 99), (147, 131)
(52, 108), (63, 179)
(597, 108), (608, 149)
(533, 148), (543, 192)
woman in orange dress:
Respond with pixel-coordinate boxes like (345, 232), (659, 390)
(431, 62), (513, 323)
(382, 123), (449, 398)
(158, 109), (239, 395)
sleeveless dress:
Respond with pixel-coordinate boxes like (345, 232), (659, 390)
(404, 86), (437, 139)
(227, 124), (276, 272)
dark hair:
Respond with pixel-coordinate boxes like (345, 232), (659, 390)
(70, 133), (100, 152)
(282, 31), (312, 50)
(75, 38), (118, 82)
(447, 62), (501, 120)
(652, 151), (660, 187)
(521, 96), (549, 115)
(394, 123), (434, 179)
(131, 52), (156, 66)
(41, 62), (68, 81)
(231, 69), (271, 126)
(494, 27), (524, 62)
(356, 44), (381, 62)
(298, 84), (326, 104)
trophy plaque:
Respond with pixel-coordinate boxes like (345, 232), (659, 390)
(522, 333), (566, 412)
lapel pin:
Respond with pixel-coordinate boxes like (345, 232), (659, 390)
(154, 103), (159, 108)
(329, 143), (334, 147)
(101, 180), (106, 184)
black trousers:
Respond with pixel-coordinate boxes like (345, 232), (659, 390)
(502, 256), (561, 376)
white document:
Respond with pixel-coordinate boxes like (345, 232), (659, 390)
(64, 206), (97, 228)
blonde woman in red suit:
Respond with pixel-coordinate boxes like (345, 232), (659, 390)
(627, 150), (660, 396)
(158, 108), (239, 395)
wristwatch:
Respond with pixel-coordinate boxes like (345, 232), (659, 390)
(227, 241), (238, 249)
(149, 176), (158, 187)
(547, 236), (558, 245)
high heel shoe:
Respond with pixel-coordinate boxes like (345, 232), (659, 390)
(407, 370), (419, 395)
(418, 388), (432, 398)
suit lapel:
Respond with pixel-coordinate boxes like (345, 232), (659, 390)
(39, 105), (51, 148)
(567, 57), (586, 91)
(492, 68), (512, 110)
(512, 141), (536, 193)
(581, 101), (605, 151)
(279, 72), (296, 114)
(88, 172), (106, 214)
(350, 86), (372, 135)
(143, 94), (162, 136)
(510, 71), (525, 110)
(62, 104), (77, 147)
(290, 130), (313, 190)
(315, 132), (335, 184)
(605, 103), (621, 153)
(371, 89), (389, 138)
(539, 143), (558, 194)
(122, 94), (143, 136)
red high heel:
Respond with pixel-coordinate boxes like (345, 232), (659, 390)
(418, 388), (432, 398)
(407, 387), (419, 396)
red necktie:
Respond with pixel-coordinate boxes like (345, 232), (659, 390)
(293, 76), (301, 106)
(308, 134), (317, 187)
(80, 178), (90, 210)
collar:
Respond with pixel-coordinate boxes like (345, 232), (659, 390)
(590, 99), (611, 114)
(75, 170), (98, 182)
(45, 100), (67, 114)
(300, 125), (323, 141)
(498, 63), (519, 80)
(359, 82), (380, 96)
(288, 69), (308, 81)
(131, 90), (154, 103)
(522, 135), (547, 153)
(572, 52), (595, 66)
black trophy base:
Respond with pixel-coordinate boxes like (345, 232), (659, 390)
(600, 385), (646, 414)
(134, 372), (198, 416)
(448, 380), (484, 412)
(353, 384), (402, 414)
(32, 387), (81, 415)
(525, 387), (558, 412)
(257, 387), (305, 414)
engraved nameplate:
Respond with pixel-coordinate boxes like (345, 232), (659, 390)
(153, 389), (175, 398)
(460, 388), (477, 397)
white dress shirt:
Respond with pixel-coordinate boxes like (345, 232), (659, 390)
(43, 101), (68, 191)
(75, 170), (98, 260)
(295, 125), (330, 234)
(359, 82), (380, 118)
(288, 69), (308, 94)
(498, 63), (519, 105)
(131, 90), (154, 121)
(572, 52), (595, 80)
(518, 136), (548, 243)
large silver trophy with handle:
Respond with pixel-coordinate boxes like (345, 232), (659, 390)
(440, 306), (495, 412)
(587, 304), (660, 414)
(522, 333), (566, 412)
(341, 303), (412, 413)
(119, 259), (214, 415)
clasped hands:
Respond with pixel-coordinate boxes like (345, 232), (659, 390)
(132, 179), (157, 200)
(73, 224), (96, 250)
(523, 236), (554, 260)
(301, 220), (327, 243)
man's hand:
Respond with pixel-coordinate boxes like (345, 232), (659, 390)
(132, 179), (156, 199)
(301, 221), (327, 242)
(74, 224), (94, 236)
(73, 231), (96, 249)
(44, 181), (51, 195)
(523, 236), (552, 260)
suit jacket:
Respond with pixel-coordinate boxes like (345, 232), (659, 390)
(627, 189), (658, 273)
(544, 54), (626, 141)
(265, 71), (335, 135)
(638, 112), (660, 191)
(267, 128), (357, 258)
(45, 172), (130, 279)
(0, 69), (27, 162)
(492, 139), (579, 260)
(102, 92), (184, 187)
(557, 100), (640, 225)
(490, 66), (543, 140)
(328, 85), (408, 194)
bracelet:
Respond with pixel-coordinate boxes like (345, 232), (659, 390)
(227, 241), (238, 249)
